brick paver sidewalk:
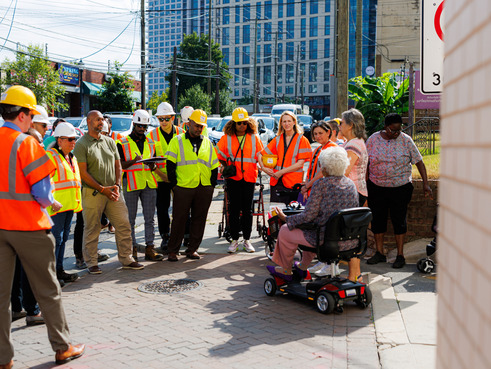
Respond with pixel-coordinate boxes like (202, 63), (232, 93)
(10, 253), (378, 369)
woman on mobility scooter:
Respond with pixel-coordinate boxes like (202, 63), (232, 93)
(268, 146), (363, 283)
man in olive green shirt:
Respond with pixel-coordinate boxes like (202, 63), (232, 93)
(73, 110), (144, 274)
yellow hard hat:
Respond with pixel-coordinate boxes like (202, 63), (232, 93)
(0, 85), (41, 114)
(189, 109), (207, 126)
(333, 118), (342, 125)
(262, 154), (278, 169)
(232, 107), (249, 122)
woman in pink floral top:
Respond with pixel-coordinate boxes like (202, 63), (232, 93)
(366, 113), (433, 268)
(340, 109), (368, 206)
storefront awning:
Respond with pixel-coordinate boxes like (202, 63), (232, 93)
(82, 81), (102, 96)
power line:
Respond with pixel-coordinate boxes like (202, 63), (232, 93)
(0, 0), (17, 54)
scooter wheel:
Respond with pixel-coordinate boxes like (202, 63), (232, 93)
(264, 278), (277, 296)
(417, 258), (435, 273)
(356, 286), (372, 309)
(316, 291), (335, 314)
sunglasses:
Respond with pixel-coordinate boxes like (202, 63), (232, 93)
(386, 126), (402, 135)
(34, 122), (47, 128)
(236, 121), (248, 126)
(61, 137), (77, 142)
(158, 117), (172, 122)
(134, 123), (148, 129)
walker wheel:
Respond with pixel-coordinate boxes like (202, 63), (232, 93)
(224, 229), (233, 243)
(315, 291), (335, 314)
(264, 278), (277, 296)
(261, 225), (268, 242)
(417, 258), (435, 273)
(218, 223), (223, 238)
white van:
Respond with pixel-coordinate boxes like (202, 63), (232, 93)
(271, 104), (309, 115)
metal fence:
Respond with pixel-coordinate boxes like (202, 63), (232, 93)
(403, 117), (440, 155)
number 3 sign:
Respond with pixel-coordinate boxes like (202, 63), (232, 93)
(421, 0), (445, 94)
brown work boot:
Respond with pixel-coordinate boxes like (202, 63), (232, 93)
(145, 245), (163, 261)
(55, 344), (85, 365)
(132, 246), (138, 261)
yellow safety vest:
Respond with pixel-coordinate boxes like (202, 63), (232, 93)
(119, 136), (158, 191)
(46, 148), (83, 216)
(146, 125), (183, 179)
(165, 134), (219, 188)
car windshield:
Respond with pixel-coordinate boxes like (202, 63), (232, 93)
(207, 117), (221, 129)
(64, 118), (84, 127)
(216, 117), (231, 132)
(271, 108), (294, 115)
(259, 117), (275, 130)
(110, 116), (133, 132)
(297, 115), (312, 125)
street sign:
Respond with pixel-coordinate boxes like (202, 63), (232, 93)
(421, 0), (444, 94)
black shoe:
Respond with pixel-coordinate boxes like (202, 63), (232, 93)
(367, 251), (386, 265)
(57, 270), (79, 283)
(392, 255), (406, 269)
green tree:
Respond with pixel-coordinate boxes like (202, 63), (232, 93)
(348, 72), (409, 135)
(96, 62), (135, 112)
(147, 91), (169, 114)
(218, 89), (237, 116)
(177, 84), (211, 114)
(166, 32), (231, 106)
(1, 44), (68, 112)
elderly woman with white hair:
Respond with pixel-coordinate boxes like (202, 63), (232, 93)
(269, 146), (362, 283)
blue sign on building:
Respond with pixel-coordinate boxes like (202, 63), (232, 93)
(58, 64), (79, 85)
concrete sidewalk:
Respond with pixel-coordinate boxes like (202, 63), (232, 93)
(9, 187), (437, 369)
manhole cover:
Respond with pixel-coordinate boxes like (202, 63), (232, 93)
(138, 279), (202, 294)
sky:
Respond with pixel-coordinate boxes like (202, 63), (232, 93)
(0, 0), (143, 76)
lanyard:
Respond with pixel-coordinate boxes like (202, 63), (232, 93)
(280, 132), (297, 168)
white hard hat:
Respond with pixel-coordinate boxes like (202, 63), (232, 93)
(133, 109), (151, 125)
(102, 120), (109, 133)
(156, 102), (175, 116)
(180, 106), (194, 123)
(54, 122), (77, 137)
(32, 105), (50, 125)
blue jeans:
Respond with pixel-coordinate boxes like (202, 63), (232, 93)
(51, 210), (74, 272)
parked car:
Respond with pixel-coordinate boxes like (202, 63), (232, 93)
(79, 114), (134, 137)
(256, 117), (276, 143)
(63, 117), (85, 128)
(296, 114), (314, 142)
(209, 116), (231, 146)
(206, 117), (222, 130)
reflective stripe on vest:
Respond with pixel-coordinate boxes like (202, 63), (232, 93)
(167, 134), (218, 188)
(47, 148), (82, 216)
(147, 125), (183, 179)
(120, 136), (157, 191)
(0, 128), (55, 230)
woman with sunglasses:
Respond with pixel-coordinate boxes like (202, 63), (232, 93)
(217, 108), (264, 253)
(366, 113), (433, 268)
(46, 123), (82, 284)
(258, 111), (312, 204)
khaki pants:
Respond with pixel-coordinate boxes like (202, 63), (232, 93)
(81, 187), (135, 268)
(0, 229), (71, 363)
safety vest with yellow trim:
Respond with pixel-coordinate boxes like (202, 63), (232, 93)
(0, 127), (56, 231)
(261, 133), (312, 188)
(165, 133), (219, 188)
(46, 148), (83, 216)
(216, 133), (264, 183)
(119, 136), (158, 191)
(146, 125), (183, 179)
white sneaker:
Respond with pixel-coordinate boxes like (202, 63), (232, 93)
(308, 261), (325, 273)
(228, 240), (239, 253)
(315, 264), (332, 277)
(243, 240), (255, 253)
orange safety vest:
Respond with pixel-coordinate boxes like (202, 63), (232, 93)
(0, 127), (56, 231)
(146, 125), (183, 176)
(119, 136), (158, 191)
(216, 133), (263, 183)
(110, 131), (123, 141)
(305, 141), (337, 197)
(262, 133), (312, 188)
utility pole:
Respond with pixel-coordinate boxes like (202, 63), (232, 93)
(300, 67), (304, 107)
(295, 45), (300, 103)
(215, 61), (220, 114)
(408, 62), (415, 136)
(336, 0), (349, 117)
(140, 0), (146, 109)
(274, 32), (278, 104)
(172, 47), (178, 112)
(253, 17), (259, 113)
(355, 0), (362, 76)
(207, 0), (212, 95)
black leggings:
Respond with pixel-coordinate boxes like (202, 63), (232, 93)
(367, 180), (413, 235)
(226, 178), (255, 240)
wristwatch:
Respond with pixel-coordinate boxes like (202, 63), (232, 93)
(116, 184), (122, 190)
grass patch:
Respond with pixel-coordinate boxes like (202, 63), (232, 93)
(413, 153), (440, 179)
